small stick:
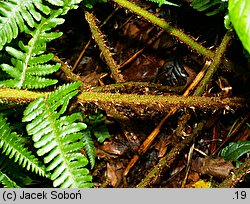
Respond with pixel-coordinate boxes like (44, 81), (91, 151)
(72, 39), (91, 71)
(123, 60), (211, 179)
(183, 60), (211, 96)
(181, 143), (195, 188)
(123, 108), (176, 178)
(119, 30), (164, 69)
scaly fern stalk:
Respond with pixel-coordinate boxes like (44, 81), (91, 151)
(22, 82), (93, 188)
(85, 11), (124, 83)
(0, 87), (247, 109)
(0, 0), (84, 89)
(194, 30), (234, 96)
(0, 114), (48, 177)
(112, 0), (214, 58)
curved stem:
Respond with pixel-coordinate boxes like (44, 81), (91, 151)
(111, 0), (214, 58)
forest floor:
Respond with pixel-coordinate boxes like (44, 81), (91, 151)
(50, 0), (250, 187)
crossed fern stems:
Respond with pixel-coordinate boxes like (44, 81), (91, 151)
(0, 0), (249, 187)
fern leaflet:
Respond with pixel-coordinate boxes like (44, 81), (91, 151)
(82, 129), (95, 169)
(191, 0), (227, 16)
(0, 170), (20, 188)
(0, 114), (48, 177)
(23, 82), (93, 188)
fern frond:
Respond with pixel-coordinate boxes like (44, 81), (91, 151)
(0, 154), (38, 187)
(0, 114), (48, 177)
(82, 129), (95, 169)
(191, 0), (227, 16)
(0, 0), (84, 89)
(23, 82), (93, 188)
(0, 9), (64, 89)
(0, 0), (83, 50)
(0, 170), (20, 188)
(88, 113), (111, 143)
(0, 0), (50, 50)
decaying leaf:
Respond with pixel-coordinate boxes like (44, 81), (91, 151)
(192, 156), (235, 179)
(98, 141), (129, 156)
(106, 161), (124, 187)
(201, 157), (235, 179)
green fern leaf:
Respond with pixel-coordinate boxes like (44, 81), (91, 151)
(0, 0), (84, 89)
(46, 0), (65, 6)
(23, 82), (93, 188)
(0, 9), (64, 89)
(221, 140), (250, 162)
(0, 0), (51, 50)
(0, 114), (47, 177)
(0, 0), (83, 50)
(0, 154), (36, 187)
(88, 113), (111, 143)
(0, 170), (20, 188)
(93, 124), (110, 143)
(191, 0), (227, 16)
(82, 129), (96, 169)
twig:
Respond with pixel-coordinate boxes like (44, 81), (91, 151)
(218, 157), (250, 188)
(123, 108), (177, 178)
(183, 60), (211, 96)
(119, 30), (164, 69)
(136, 121), (205, 187)
(71, 39), (91, 72)
(181, 143), (195, 188)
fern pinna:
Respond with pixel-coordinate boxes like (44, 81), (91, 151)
(0, 114), (47, 177)
(22, 82), (93, 188)
(0, 0), (83, 89)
